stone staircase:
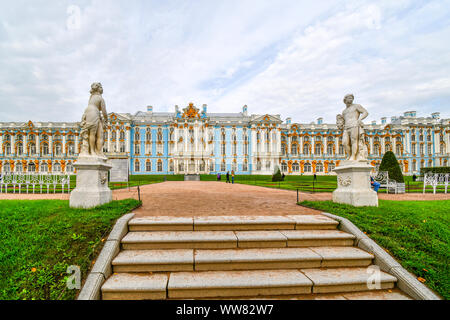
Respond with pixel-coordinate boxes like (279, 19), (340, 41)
(101, 215), (411, 300)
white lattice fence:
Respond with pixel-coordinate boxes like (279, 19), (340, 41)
(0, 173), (73, 194)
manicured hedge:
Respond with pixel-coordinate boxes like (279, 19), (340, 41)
(379, 151), (404, 183)
(420, 167), (450, 175)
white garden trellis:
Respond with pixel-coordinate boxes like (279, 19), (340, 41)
(0, 173), (72, 194)
(423, 173), (449, 194)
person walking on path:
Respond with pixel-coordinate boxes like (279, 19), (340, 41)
(217, 173), (221, 181)
(226, 171), (230, 183)
(231, 171), (235, 184)
(313, 173), (317, 181)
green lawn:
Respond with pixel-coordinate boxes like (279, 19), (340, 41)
(299, 199), (450, 299)
(0, 199), (141, 300)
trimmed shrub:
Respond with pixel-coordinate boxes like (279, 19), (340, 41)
(420, 167), (450, 175)
(379, 151), (404, 183)
(272, 167), (283, 182)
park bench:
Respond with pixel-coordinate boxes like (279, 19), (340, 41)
(373, 171), (405, 194)
(423, 173), (449, 194)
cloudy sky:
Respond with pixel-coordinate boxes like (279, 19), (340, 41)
(1, 0), (449, 124)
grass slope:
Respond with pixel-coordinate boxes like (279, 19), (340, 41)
(300, 199), (450, 299)
(0, 199), (140, 300)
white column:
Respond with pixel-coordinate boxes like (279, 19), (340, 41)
(62, 134), (66, 155)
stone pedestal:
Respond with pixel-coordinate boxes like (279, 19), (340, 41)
(70, 156), (113, 209)
(332, 161), (378, 207)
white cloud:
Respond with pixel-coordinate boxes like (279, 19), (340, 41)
(0, 0), (449, 124)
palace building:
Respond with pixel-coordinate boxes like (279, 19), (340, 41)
(0, 103), (449, 176)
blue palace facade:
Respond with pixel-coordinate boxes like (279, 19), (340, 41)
(0, 103), (449, 176)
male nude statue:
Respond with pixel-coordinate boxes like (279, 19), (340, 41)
(79, 82), (108, 158)
(336, 94), (369, 162)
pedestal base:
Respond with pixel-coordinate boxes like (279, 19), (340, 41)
(332, 161), (378, 207)
(70, 156), (113, 209)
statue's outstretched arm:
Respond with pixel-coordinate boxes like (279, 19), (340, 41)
(101, 98), (108, 124)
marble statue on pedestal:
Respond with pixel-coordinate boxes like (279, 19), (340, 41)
(332, 94), (378, 207)
(70, 82), (112, 208)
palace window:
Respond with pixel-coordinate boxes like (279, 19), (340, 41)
(40, 163), (48, 172)
(292, 163), (299, 172)
(411, 134), (416, 142)
(304, 162), (312, 173)
(5, 143), (11, 155)
(419, 135), (423, 142)
(396, 144), (402, 155)
(221, 162), (226, 172)
(303, 144), (309, 155)
(210, 161), (214, 172)
(427, 144), (432, 155)
(304, 136), (310, 142)
(385, 144), (392, 152)
(42, 143), (49, 156)
(30, 143), (36, 155)
(67, 163), (74, 173)
(146, 161), (152, 172)
(169, 128), (174, 141)
(158, 129), (163, 142)
(157, 161), (163, 172)
(440, 143), (445, 154)
(16, 163), (23, 172)
(339, 144), (344, 155)
(120, 142), (126, 153)
(256, 160), (262, 171)
(3, 163), (10, 172)
(120, 131), (125, 140)
(316, 163), (324, 172)
(157, 143), (163, 154)
(291, 144), (297, 156)
(242, 160), (248, 172)
(134, 144), (140, 155)
(4, 134), (11, 142)
(327, 144), (333, 155)
(179, 162), (184, 172)
(232, 162), (237, 173)
(103, 131), (108, 142)
(134, 160), (140, 172)
(135, 130), (140, 141)
(266, 161), (271, 170)
(112, 131), (117, 140)
(28, 162), (36, 172)
(146, 128), (152, 142)
(232, 142), (237, 155)
(17, 135), (23, 142)
(412, 143), (416, 155)
(329, 163), (336, 172)
(420, 144), (424, 155)
(281, 144), (287, 156)
(169, 161), (174, 172)
(244, 142), (248, 155)
(281, 162), (287, 172)
(17, 143), (23, 156)
(54, 163), (61, 172)
(55, 144), (62, 156)
(315, 144), (321, 155)
(221, 143), (226, 156)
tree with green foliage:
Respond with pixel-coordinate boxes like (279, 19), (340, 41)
(272, 167), (283, 182)
(379, 151), (404, 183)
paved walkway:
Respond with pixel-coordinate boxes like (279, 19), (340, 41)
(1, 182), (448, 216)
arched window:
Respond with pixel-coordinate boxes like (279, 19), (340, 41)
(316, 163), (324, 172)
(16, 162), (23, 172)
(29, 143), (36, 155)
(134, 144), (140, 155)
(281, 144), (287, 156)
(120, 131), (125, 140)
(292, 162), (299, 172)
(303, 144), (309, 155)
(17, 143), (23, 156)
(67, 163), (74, 173)
(243, 159), (248, 172)
(169, 161), (174, 172)
(55, 143), (62, 156)
(42, 143), (49, 156)
(157, 161), (163, 172)
(4, 162), (11, 172)
(135, 130), (140, 141)
(327, 144), (333, 155)
(281, 162), (287, 172)
(396, 144), (402, 155)
(146, 161), (152, 172)
(40, 162), (48, 172)
(315, 144), (322, 155)
(256, 160), (262, 171)
(179, 162), (184, 172)
(5, 143), (11, 155)
(291, 144), (297, 155)
(304, 162), (312, 172)
(134, 160), (140, 172)
(68, 143), (75, 156)
(329, 163), (336, 172)
(339, 144), (344, 155)
(54, 162), (61, 172)
(28, 162), (36, 172)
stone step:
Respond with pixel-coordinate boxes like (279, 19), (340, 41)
(129, 217), (193, 231)
(195, 247), (373, 271)
(280, 230), (355, 247)
(127, 215), (339, 232)
(301, 267), (397, 294)
(121, 230), (355, 250)
(112, 249), (194, 272)
(193, 216), (296, 231)
(167, 269), (313, 299)
(111, 247), (373, 272)
(102, 273), (168, 300)
(121, 231), (237, 250)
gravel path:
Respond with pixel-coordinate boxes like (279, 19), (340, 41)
(1, 181), (448, 217)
